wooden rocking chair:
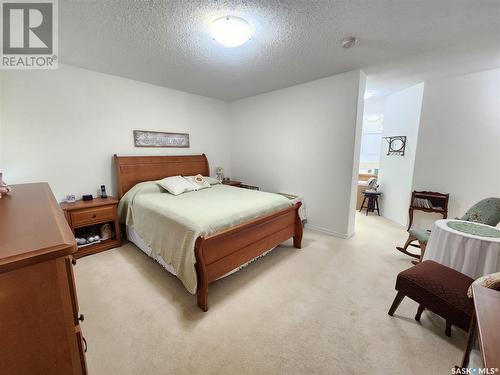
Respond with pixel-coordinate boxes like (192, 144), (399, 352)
(396, 228), (430, 263)
(397, 197), (500, 263)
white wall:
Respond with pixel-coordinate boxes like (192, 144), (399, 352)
(229, 70), (366, 238)
(412, 68), (500, 226)
(378, 83), (424, 226)
(0, 64), (231, 201)
(347, 73), (367, 235)
(4, 64), (497, 237)
(1, 65), (368, 238)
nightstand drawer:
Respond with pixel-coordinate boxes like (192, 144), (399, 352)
(71, 205), (116, 227)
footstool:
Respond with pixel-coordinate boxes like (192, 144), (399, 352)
(388, 260), (474, 336)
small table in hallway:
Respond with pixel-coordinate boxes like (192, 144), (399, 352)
(359, 190), (382, 216)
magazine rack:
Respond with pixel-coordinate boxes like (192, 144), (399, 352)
(407, 191), (449, 231)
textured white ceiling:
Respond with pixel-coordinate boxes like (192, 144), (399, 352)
(59, 0), (500, 101)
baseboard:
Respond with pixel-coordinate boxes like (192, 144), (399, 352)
(304, 224), (352, 239)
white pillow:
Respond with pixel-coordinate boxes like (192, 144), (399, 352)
(158, 176), (196, 196)
(185, 174), (211, 190)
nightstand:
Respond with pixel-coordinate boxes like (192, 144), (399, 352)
(222, 180), (242, 187)
(60, 197), (121, 258)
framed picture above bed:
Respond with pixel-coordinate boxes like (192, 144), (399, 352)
(133, 130), (190, 148)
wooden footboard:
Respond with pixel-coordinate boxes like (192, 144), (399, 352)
(194, 202), (303, 311)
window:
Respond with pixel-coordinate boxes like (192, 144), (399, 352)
(359, 114), (383, 173)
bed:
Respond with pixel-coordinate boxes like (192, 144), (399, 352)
(114, 154), (303, 311)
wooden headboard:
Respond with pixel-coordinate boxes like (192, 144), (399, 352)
(114, 154), (209, 198)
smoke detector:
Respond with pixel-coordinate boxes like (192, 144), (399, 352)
(342, 37), (358, 49)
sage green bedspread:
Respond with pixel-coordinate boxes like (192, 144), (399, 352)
(118, 182), (291, 293)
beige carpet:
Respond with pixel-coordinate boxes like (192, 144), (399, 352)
(75, 213), (467, 374)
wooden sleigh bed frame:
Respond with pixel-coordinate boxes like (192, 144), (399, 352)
(114, 154), (303, 311)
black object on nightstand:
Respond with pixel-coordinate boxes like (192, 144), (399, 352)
(241, 184), (259, 190)
(100, 185), (107, 198)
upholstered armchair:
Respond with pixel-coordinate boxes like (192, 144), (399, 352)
(397, 197), (500, 262)
(460, 197), (500, 226)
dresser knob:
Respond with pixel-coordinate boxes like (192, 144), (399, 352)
(79, 313), (84, 322)
(71, 257), (76, 266)
(92, 214), (97, 218)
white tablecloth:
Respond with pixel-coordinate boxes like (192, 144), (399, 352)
(423, 219), (500, 279)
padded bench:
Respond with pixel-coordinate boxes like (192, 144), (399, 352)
(388, 260), (474, 336)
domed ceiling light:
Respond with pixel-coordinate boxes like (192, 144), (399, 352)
(209, 16), (254, 47)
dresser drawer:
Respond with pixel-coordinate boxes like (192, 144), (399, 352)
(71, 205), (116, 227)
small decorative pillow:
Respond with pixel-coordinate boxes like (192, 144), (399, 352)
(467, 272), (500, 298)
(158, 176), (196, 196)
(185, 174), (211, 190)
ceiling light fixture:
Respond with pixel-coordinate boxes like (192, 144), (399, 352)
(341, 36), (358, 49)
(209, 16), (253, 47)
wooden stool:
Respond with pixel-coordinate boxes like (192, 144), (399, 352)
(360, 190), (381, 216)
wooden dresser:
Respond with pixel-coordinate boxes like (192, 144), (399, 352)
(0, 183), (87, 375)
(461, 284), (500, 369)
